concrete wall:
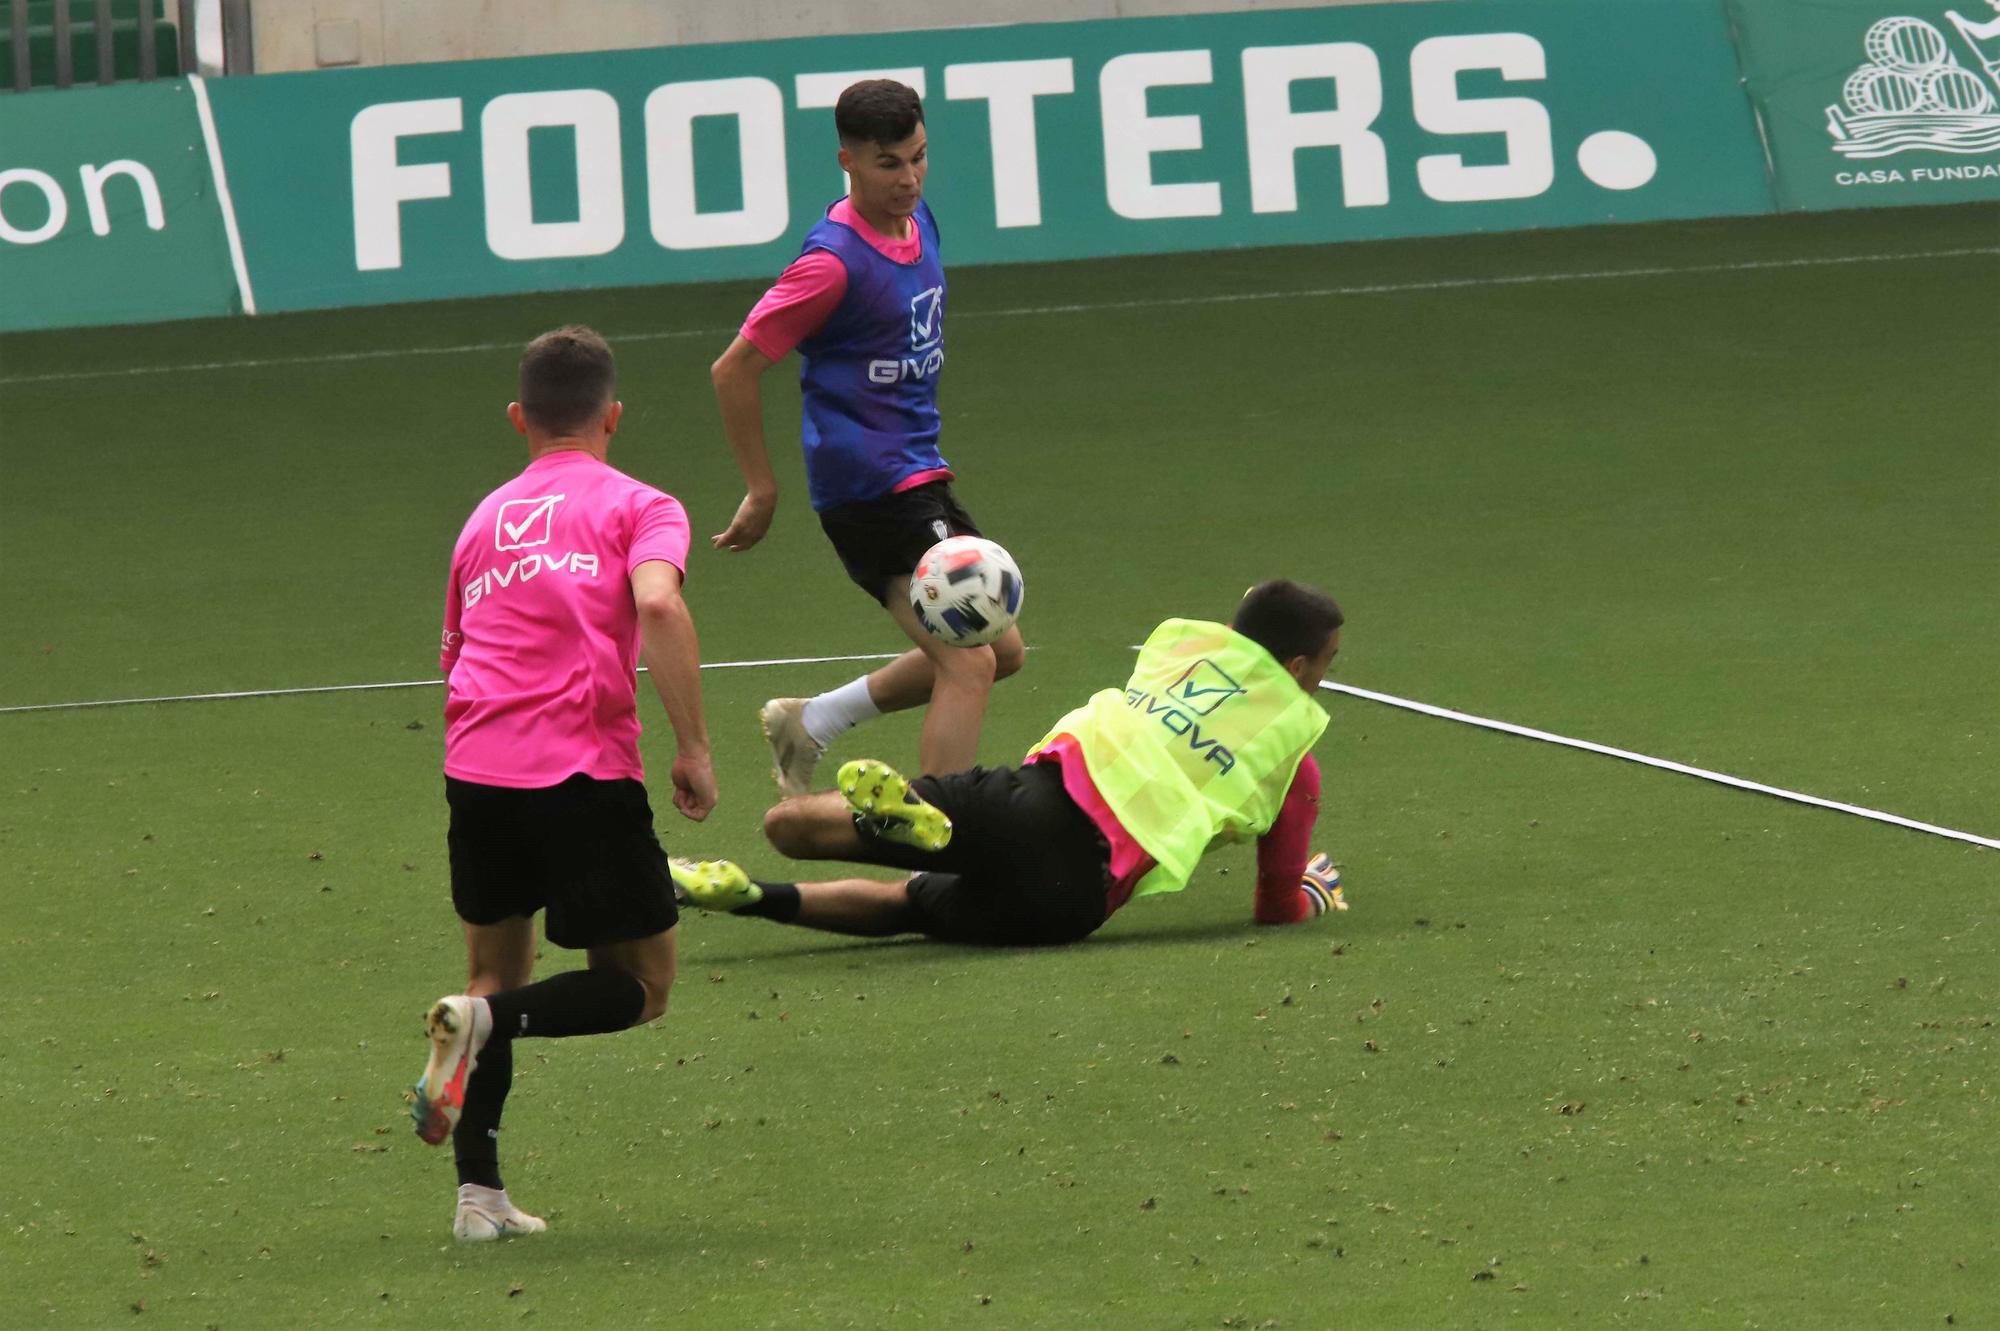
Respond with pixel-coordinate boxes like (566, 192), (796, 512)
(250, 0), (1425, 73)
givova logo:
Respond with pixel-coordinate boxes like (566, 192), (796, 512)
(867, 285), (947, 384)
(1168, 659), (1247, 717)
(495, 493), (563, 550)
(909, 285), (943, 351)
(465, 492), (600, 611)
(1826, 6), (2000, 160)
(1123, 657), (1249, 775)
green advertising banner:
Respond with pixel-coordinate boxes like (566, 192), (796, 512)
(11, 0), (1986, 333)
(202, 0), (1775, 315)
(1730, 0), (2000, 209)
(0, 80), (243, 332)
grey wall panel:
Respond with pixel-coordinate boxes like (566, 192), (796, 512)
(249, 0), (1429, 73)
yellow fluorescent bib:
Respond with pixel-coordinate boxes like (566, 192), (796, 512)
(1032, 619), (1328, 898)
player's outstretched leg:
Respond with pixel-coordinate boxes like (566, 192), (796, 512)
(411, 994), (492, 1146)
(453, 1183), (547, 1242)
(838, 759), (952, 851)
(674, 856), (918, 936)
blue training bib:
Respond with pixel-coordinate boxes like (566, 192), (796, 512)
(795, 200), (950, 512)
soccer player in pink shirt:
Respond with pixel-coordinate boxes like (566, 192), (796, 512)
(710, 79), (1026, 796)
(408, 326), (713, 1241)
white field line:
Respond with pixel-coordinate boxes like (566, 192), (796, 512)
(969, 245), (2000, 322)
(0, 323), (733, 387)
(0, 651), (902, 715)
(4, 245), (1994, 389)
(1320, 680), (2000, 852)
(5, 652), (1989, 853)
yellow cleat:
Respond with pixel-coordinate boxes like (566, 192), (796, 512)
(837, 759), (952, 852)
(670, 856), (760, 911)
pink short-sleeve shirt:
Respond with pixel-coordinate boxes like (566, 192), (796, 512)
(739, 197), (922, 362)
(440, 450), (691, 788)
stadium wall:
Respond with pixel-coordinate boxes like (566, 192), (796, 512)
(2, 0), (1995, 332)
(248, 0), (1428, 75)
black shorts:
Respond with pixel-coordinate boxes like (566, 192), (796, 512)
(817, 480), (983, 605)
(446, 774), (679, 949)
(854, 761), (1111, 947)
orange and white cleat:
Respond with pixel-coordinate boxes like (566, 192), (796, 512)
(760, 697), (825, 798)
(410, 994), (491, 1146)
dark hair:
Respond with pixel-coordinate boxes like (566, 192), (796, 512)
(1231, 580), (1345, 665)
(835, 79), (924, 148)
(518, 325), (616, 435)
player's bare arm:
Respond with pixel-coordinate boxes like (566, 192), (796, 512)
(710, 335), (780, 552)
(633, 559), (716, 820)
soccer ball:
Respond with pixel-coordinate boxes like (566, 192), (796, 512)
(909, 536), (1024, 647)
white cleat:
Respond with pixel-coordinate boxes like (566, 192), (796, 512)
(453, 1184), (547, 1242)
(411, 995), (492, 1146)
(760, 697), (824, 798)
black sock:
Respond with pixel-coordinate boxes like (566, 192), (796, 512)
(453, 1034), (511, 1191)
(736, 881), (801, 922)
(484, 968), (647, 1041)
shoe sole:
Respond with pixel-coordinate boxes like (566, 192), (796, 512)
(837, 759), (952, 851)
(456, 1209), (547, 1242)
(760, 700), (820, 798)
(411, 999), (475, 1146)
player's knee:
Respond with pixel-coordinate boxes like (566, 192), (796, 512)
(992, 635), (1026, 681)
(937, 641), (998, 687)
(762, 800), (812, 857)
(633, 977), (671, 1025)
(588, 955), (673, 1025)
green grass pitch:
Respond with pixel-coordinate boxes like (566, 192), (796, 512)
(2, 202), (1996, 1329)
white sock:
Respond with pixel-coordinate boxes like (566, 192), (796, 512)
(801, 676), (881, 749)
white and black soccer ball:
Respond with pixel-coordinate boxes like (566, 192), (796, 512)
(909, 536), (1024, 648)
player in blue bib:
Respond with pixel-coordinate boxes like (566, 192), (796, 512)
(791, 199), (948, 510)
(710, 79), (1025, 796)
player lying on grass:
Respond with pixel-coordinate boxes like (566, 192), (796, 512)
(410, 326), (712, 1241)
(673, 580), (1347, 945)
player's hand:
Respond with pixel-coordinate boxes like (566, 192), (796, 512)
(1301, 852), (1347, 915)
(671, 751), (717, 821)
(712, 491), (776, 552)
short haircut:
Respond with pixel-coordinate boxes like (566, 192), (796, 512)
(835, 79), (924, 148)
(1231, 580), (1345, 665)
(518, 325), (615, 436)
